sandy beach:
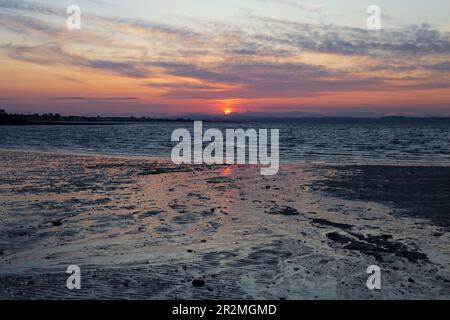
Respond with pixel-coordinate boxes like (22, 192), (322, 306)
(0, 150), (449, 299)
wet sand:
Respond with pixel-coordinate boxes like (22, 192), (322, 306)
(0, 150), (449, 299)
(316, 166), (450, 230)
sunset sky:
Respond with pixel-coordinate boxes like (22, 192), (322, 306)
(1, 0), (450, 116)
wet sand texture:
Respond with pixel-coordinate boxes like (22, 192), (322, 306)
(0, 151), (449, 299)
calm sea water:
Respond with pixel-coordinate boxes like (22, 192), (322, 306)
(1, 121), (449, 165)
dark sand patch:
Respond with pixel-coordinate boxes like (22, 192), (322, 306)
(316, 166), (450, 230)
(311, 218), (353, 230)
(326, 231), (428, 263)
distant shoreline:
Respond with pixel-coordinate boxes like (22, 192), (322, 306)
(0, 116), (203, 126)
(2, 112), (450, 125)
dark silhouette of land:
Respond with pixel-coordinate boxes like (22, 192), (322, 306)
(1, 110), (450, 125)
(0, 110), (192, 125)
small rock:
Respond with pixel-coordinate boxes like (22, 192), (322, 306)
(192, 279), (205, 287)
(52, 221), (63, 227)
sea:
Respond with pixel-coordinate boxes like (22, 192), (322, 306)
(1, 119), (449, 165)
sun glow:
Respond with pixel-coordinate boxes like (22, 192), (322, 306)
(224, 108), (232, 115)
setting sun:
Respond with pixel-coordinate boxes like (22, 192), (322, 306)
(224, 109), (232, 115)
